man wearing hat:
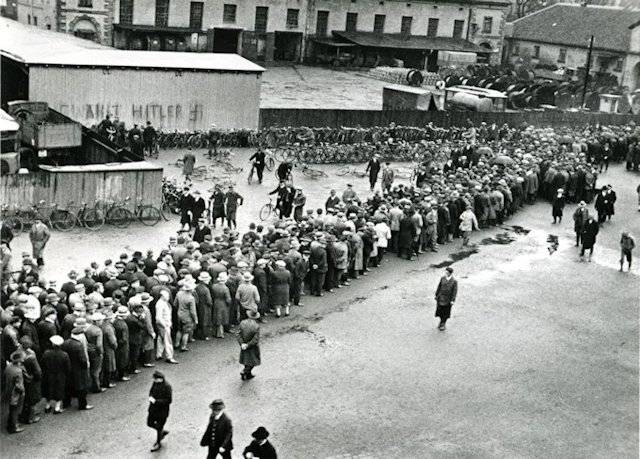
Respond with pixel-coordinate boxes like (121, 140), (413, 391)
(41, 335), (70, 414)
(238, 309), (261, 380)
(37, 308), (59, 352)
(572, 201), (590, 247)
(147, 370), (173, 452)
(225, 185), (244, 230)
(194, 218), (212, 244)
(99, 307), (118, 388)
(61, 327), (93, 410)
(175, 279), (198, 351)
(236, 272), (260, 320)
(28, 217), (50, 267)
(4, 350), (26, 433)
(195, 271), (213, 340)
(85, 313), (105, 393)
(114, 306), (131, 381)
(366, 153), (381, 191)
(200, 399), (233, 459)
(435, 267), (458, 331)
(242, 426), (277, 459)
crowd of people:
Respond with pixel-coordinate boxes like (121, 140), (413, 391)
(1, 120), (638, 454)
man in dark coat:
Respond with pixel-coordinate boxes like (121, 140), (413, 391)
(238, 310), (261, 380)
(61, 328), (93, 410)
(308, 236), (328, 297)
(434, 267), (458, 331)
(18, 336), (42, 425)
(252, 260), (269, 317)
(397, 211), (417, 260)
(365, 154), (381, 191)
(572, 201), (590, 246)
(147, 370), (172, 452)
(41, 335), (70, 414)
(37, 308), (59, 353)
(195, 272), (213, 340)
(248, 149), (266, 184)
(3, 350), (25, 433)
(580, 216), (600, 262)
(126, 303), (147, 375)
(200, 399), (233, 459)
(113, 306), (131, 381)
(243, 426), (277, 459)
(193, 218), (212, 244)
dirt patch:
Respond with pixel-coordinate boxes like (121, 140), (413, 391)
(499, 225), (532, 235)
(480, 233), (517, 245)
(547, 234), (559, 255)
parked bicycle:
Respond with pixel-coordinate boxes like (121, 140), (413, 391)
(66, 201), (105, 231)
(259, 197), (279, 221)
(134, 198), (162, 226)
(335, 165), (367, 178)
(98, 198), (133, 229)
(1, 204), (24, 236)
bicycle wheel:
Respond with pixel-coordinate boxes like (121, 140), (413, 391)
(259, 204), (272, 221)
(265, 157), (275, 171)
(189, 135), (203, 149)
(50, 209), (75, 232)
(138, 205), (161, 226)
(4, 216), (23, 236)
(336, 166), (350, 176)
(107, 207), (132, 228)
(83, 208), (105, 230)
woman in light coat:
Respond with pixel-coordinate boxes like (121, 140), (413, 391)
(459, 205), (479, 247)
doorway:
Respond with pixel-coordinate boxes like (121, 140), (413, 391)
(274, 31), (302, 61)
(213, 28), (240, 53)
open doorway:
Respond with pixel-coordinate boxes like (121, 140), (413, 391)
(274, 31), (302, 61)
(213, 28), (241, 53)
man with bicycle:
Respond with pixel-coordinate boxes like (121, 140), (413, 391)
(206, 124), (221, 160)
(248, 148), (266, 184)
(142, 121), (158, 158)
(276, 161), (293, 183)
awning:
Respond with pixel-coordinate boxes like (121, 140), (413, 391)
(113, 23), (201, 34)
(312, 37), (356, 47)
(333, 31), (482, 53)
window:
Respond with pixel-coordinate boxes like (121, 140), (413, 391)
(155, 0), (169, 28)
(373, 14), (385, 34)
(427, 17), (439, 37)
(27, 14), (31, 24)
(286, 8), (299, 29)
(189, 2), (203, 29)
(512, 43), (519, 56)
(533, 45), (540, 58)
(482, 16), (492, 34)
(223, 4), (236, 23)
(400, 16), (412, 35)
(346, 12), (357, 31)
(255, 6), (268, 33)
(33, 15), (37, 25)
(78, 0), (92, 7)
(316, 10), (329, 36)
(453, 19), (464, 38)
(614, 58), (623, 72)
(119, 0), (133, 24)
(558, 48), (566, 64)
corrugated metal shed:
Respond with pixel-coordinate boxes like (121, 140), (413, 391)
(0, 17), (264, 73)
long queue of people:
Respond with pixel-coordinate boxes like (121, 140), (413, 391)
(1, 121), (637, 438)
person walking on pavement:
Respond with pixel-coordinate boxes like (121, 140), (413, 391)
(200, 399), (233, 459)
(580, 216), (599, 262)
(551, 188), (565, 224)
(238, 309), (261, 380)
(366, 154), (381, 191)
(434, 267), (458, 331)
(29, 218), (50, 267)
(243, 426), (277, 459)
(182, 151), (196, 178)
(620, 231), (635, 272)
(147, 370), (172, 452)
(572, 201), (589, 246)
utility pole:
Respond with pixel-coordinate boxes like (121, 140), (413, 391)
(581, 35), (594, 110)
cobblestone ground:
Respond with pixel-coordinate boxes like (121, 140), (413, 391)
(3, 156), (639, 458)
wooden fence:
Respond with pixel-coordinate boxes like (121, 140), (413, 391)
(259, 109), (640, 129)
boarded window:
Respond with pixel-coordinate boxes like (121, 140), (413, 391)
(346, 12), (357, 32)
(223, 4), (236, 23)
(533, 45), (540, 58)
(189, 2), (203, 29)
(558, 48), (566, 63)
(255, 6), (268, 33)
(453, 19), (464, 38)
(286, 8), (299, 29)
(374, 14), (385, 34)
(401, 16), (412, 35)
(155, 0), (169, 28)
(427, 18), (438, 37)
(316, 10), (329, 36)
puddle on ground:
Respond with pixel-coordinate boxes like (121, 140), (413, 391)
(430, 248), (479, 268)
(480, 232), (517, 245)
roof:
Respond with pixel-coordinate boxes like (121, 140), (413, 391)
(333, 31), (483, 53)
(508, 3), (640, 53)
(0, 17), (264, 73)
(39, 162), (163, 173)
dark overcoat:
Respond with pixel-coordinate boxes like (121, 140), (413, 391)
(397, 216), (416, 250)
(200, 412), (233, 457)
(147, 380), (172, 427)
(61, 337), (90, 392)
(237, 318), (260, 367)
(269, 268), (291, 306)
(41, 347), (70, 400)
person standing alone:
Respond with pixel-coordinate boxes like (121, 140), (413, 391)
(201, 399), (233, 459)
(29, 218), (50, 267)
(147, 370), (172, 452)
(366, 154), (381, 191)
(434, 267), (458, 331)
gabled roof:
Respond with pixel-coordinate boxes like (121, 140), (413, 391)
(509, 3), (640, 53)
(333, 31), (483, 53)
(0, 17), (264, 73)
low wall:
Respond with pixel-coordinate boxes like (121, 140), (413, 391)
(259, 109), (640, 129)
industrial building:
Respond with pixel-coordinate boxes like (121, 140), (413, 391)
(0, 17), (264, 130)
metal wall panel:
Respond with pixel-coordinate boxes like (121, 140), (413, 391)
(29, 67), (261, 131)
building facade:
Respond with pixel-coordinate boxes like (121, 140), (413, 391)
(110, 0), (509, 67)
(505, 4), (640, 90)
(57, 0), (115, 45)
(15, 0), (56, 29)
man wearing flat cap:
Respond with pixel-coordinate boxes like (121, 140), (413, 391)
(201, 399), (233, 459)
(434, 267), (458, 331)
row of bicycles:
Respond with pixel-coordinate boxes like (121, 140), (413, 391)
(2, 198), (169, 235)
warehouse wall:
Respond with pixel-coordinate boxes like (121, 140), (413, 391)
(29, 67), (261, 130)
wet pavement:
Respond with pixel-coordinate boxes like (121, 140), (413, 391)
(3, 160), (639, 458)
